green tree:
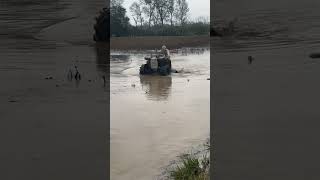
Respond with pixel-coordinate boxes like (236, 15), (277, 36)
(93, 7), (110, 41)
(110, 4), (130, 36)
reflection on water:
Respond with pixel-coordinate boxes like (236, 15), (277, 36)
(178, 47), (208, 56)
(140, 75), (172, 101)
(0, 0), (108, 180)
(110, 54), (130, 62)
(213, 1), (320, 180)
(0, 0), (65, 38)
(213, 0), (320, 52)
(95, 44), (109, 75)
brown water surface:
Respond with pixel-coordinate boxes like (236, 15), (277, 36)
(110, 49), (210, 179)
(0, 1), (107, 179)
(213, 0), (320, 179)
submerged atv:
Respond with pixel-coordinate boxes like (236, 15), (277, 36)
(139, 55), (172, 76)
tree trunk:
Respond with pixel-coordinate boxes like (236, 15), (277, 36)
(149, 14), (152, 27)
(135, 20), (137, 27)
(159, 13), (164, 26)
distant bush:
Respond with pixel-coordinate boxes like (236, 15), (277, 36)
(128, 22), (210, 36)
(93, 8), (110, 41)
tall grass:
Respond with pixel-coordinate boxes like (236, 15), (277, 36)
(169, 141), (210, 180)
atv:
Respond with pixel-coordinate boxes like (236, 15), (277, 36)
(139, 55), (172, 76)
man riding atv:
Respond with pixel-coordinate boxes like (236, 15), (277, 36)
(160, 45), (170, 58)
(139, 45), (172, 76)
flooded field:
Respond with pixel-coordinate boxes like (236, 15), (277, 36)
(213, 0), (320, 52)
(213, 0), (320, 179)
(110, 48), (210, 179)
(0, 0), (108, 179)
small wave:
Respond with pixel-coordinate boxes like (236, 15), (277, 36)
(213, 8), (320, 52)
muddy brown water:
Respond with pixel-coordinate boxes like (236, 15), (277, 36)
(0, 1), (108, 180)
(110, 49), (210, 179)
(213, 0), (320, 179)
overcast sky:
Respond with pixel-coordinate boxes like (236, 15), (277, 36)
(122, 0), (210, 24)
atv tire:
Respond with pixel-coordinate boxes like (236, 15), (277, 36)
(139, 64), (146, 74)
(140, 64), (153, 74)
(159, 65), (170, 76)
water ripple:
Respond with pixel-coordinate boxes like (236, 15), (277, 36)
(213, 8), (320, 52)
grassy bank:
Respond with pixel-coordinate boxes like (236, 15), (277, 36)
(170, 154), (209, 180)
(166, 140), (210, 180)
(110, 36), (210, 50)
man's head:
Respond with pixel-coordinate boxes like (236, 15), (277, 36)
(162, 45), (166, 50)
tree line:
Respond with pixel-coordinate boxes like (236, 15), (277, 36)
(110, 0), (210, 37)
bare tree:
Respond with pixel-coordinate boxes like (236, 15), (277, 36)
(153, 0), (169, 26)
(131, 12), (138, 26)
(152, 10), (161, 26)
(141, 0), (156, 27)
(130, 2), (144, 27)
(175, 0), (189, 25)
(168, 0), (175, 26)
(111, 0), (124, 7)
(195, 16), (210, 24)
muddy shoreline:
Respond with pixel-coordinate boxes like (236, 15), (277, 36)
(110, 36), (210, 50)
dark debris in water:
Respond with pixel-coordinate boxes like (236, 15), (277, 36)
(248, 55), (254, 64)
(309, 53), (320, 58)
(44, 76), (53, 80)
(8, 96), (19, 103)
